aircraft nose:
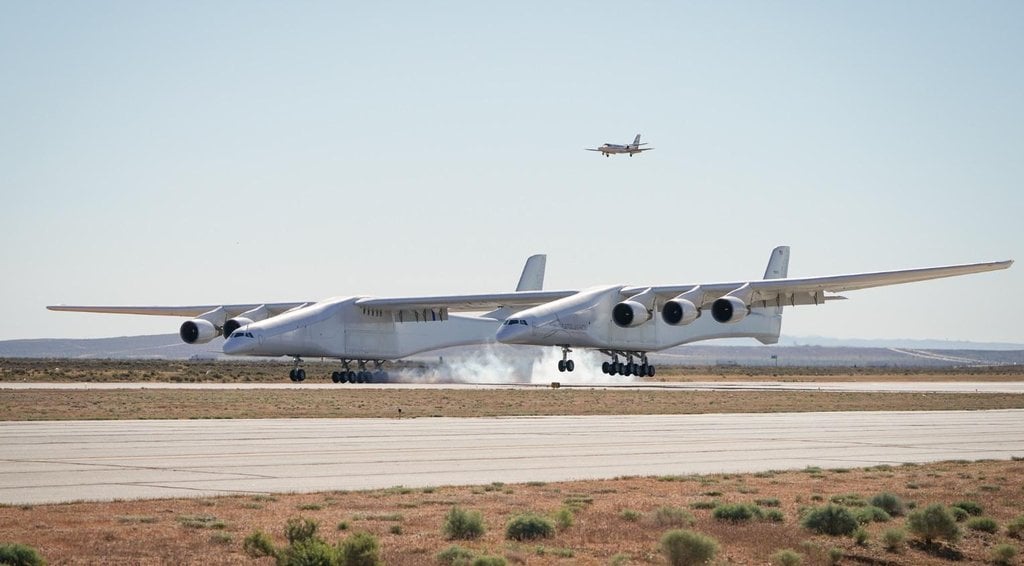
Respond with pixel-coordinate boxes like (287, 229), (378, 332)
(496, 320), (532, 344)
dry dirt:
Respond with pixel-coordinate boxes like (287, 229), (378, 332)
(2, 460), (1022, 565)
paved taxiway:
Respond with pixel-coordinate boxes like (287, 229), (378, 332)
(2, 410), (1022, 504)
(3, 381), (1023, 393)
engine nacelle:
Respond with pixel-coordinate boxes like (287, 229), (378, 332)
(711, 296), (749, 324)
(662, 299), (700, 326)
(223, 317), (254, 338)
(612, 300), (652, 328)
(180, 319), (220, 344)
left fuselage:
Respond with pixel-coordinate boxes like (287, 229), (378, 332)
(223, 297), (501, 359)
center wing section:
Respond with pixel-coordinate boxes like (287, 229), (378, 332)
(355, 290), (576, 313)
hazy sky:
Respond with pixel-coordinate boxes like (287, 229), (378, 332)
(1, 2), (1021, 344)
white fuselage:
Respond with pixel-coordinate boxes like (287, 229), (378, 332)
(223, 297), (500, 359)
(495, 286), (781, 351)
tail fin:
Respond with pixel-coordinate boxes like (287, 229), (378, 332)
(763, 246), (790, 280)
(754, 245), (789, 344)
(516, 254), (546, 291)
(632, 134), (641, 146)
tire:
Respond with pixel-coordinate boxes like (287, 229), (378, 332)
(557, 360), (566, 372)
(296, 369), (306, 382)
(601, 362), (609, 374)
(289, 369), (297, 382)
(566, 360), (575, 372)
(331, 372), (340, 383)
(648, 365), (656, 377)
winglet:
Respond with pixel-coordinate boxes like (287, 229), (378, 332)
(516, 254), (547, 291)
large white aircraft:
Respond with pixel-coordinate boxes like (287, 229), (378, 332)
(48, 255), (556, 383)
(48, 247), (1011, 382)
(586, 134), (653, 157)
(495, 247), (1012, 377)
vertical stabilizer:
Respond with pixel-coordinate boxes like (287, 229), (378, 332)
(516, 254), (547, 291)
(632, 134), (642, 147)
(763, 246), (790, 280)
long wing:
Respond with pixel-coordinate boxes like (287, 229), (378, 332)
(622, 260), (1013, 306)
(46, 303), (309, 318)
(356, 290), (575, 311)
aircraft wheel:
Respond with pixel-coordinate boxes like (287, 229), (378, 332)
(601, 362), (610, 374)
(295, 369), (306, 382)
(616, 362), (624, 374)
(557, 360), (566, 372)
(346, 371), (356, 383)
(289, 369), (297, 382)
(566, 360), (575, 372)
(331, 371), (340, 383)
(648, 365), (656, 377)
(364, 371), (374, 383)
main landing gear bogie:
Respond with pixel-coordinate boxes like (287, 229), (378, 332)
(287, 357), (390, 384)
(599, 350), (656, 378)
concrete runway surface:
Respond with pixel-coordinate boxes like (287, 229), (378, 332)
(2, 410), (1023, 505)
(3, 381), (1024, 393)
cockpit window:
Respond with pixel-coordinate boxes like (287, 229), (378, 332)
(504, 319), (528, 326)
(231, 331), (255, 338)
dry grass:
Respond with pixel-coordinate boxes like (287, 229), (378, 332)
(1, 459), (1022, 565)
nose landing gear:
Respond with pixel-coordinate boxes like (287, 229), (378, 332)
(288, 357), (306, 382)
(556, 346), (575, 372)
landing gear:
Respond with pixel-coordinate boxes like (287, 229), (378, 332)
(600, 350), (655, 378)
(327, 359), (390, 384)
(288, 357), (305, 382)
(556, 346), (575, 372)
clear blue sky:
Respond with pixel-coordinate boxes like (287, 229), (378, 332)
(1, 2), (1021, 343)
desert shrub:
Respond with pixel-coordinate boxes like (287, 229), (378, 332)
(389, 525), (402, 535)
(337, 531), (381, 566)
(801, 505), (858, 536)
(1008, 514), (1024, 538)
(854, 505), (891, 524)
(992, 544), (1017, 566)
(882, 527), (906, 552)
(827, 547), (843, 565)
(243, 531), (277, 559)
(690, 500), (718, 510)
(436, 544), (474, 565)
(966, 516), (999, 534)
(651, 506), (695, 527)
(830, 494), (866, 507)
(554, 507), (574, 530)
(659, 529), (719, 566)
(770, 549), (802, 566)
(505, 514), (554, 541)
(619, 509), (641, 522)
(953, 500), (983, 516)
(853, 526), (869, 545)
(443, 507), (485, 540)
(0, 543), (46, 566)
(764, 509), (785, 523)
(907, 504), (961, 544)
(284, 517), (319, 544)
(278, 538), (337, 566)
(950, 506), (969, 522)
(869, 492), (906, 516)
(756, 498), (781, 507)
(712, 503), (761, 523)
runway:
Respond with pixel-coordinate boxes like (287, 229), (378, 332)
(3, 381), (1024, 393)
(2, 410), (1023, 505)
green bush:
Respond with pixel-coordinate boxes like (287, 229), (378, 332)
(756, 498), (781, 507)
(471, 557), (507, 566)
(764, 509), (785, 523)
(619, 509), (641, 522)
(659, 529), (719, 566)
(829, 494), (866, 507)
(992, 544), (1017, 566)
(966, 516), (999, 534)
(337, 531), (381, 566)
(770, 549), (802, 566)
(712, 503), (761, 523)
(882, 527), (906, 552)
(505, 514), (554, 541)
(907, 504), (961, 544)
(278, 538), (337, 566)
(436, 544), (475, 565)
(554, 507), (574, 530)
(801, 505), (859, 536)
(689, 500), (718, 510)
(827, 547), (843, 565)
(950, 506), (970, 522)
(0, 543), (46, 566)
(952, 500), (983, 515)
(242, 530), (277, 559)
(284, 517), (319, 544)
(1008, 514), (1024, 538)
(870, 492), (906, 516)
(651, 506), (695, 527)
(853, 526), (869, 545)
(443, 507), (485, 540)
(854, 505), (891, 524)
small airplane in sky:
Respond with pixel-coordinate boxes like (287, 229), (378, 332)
(586, 134), (653, 157)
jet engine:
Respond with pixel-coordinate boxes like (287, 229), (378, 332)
(711, 296), (749, 324)
(662, 298), (700, 326)
(180, 319), (220, 344)
(222, 317), (253, 338)
(612, 301), (652, 328)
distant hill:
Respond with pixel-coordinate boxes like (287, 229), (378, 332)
(0, 334), (1020, 367)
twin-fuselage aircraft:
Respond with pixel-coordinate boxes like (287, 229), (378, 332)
(48, 248), (1012, 382)
(586, 134), (654, 157)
